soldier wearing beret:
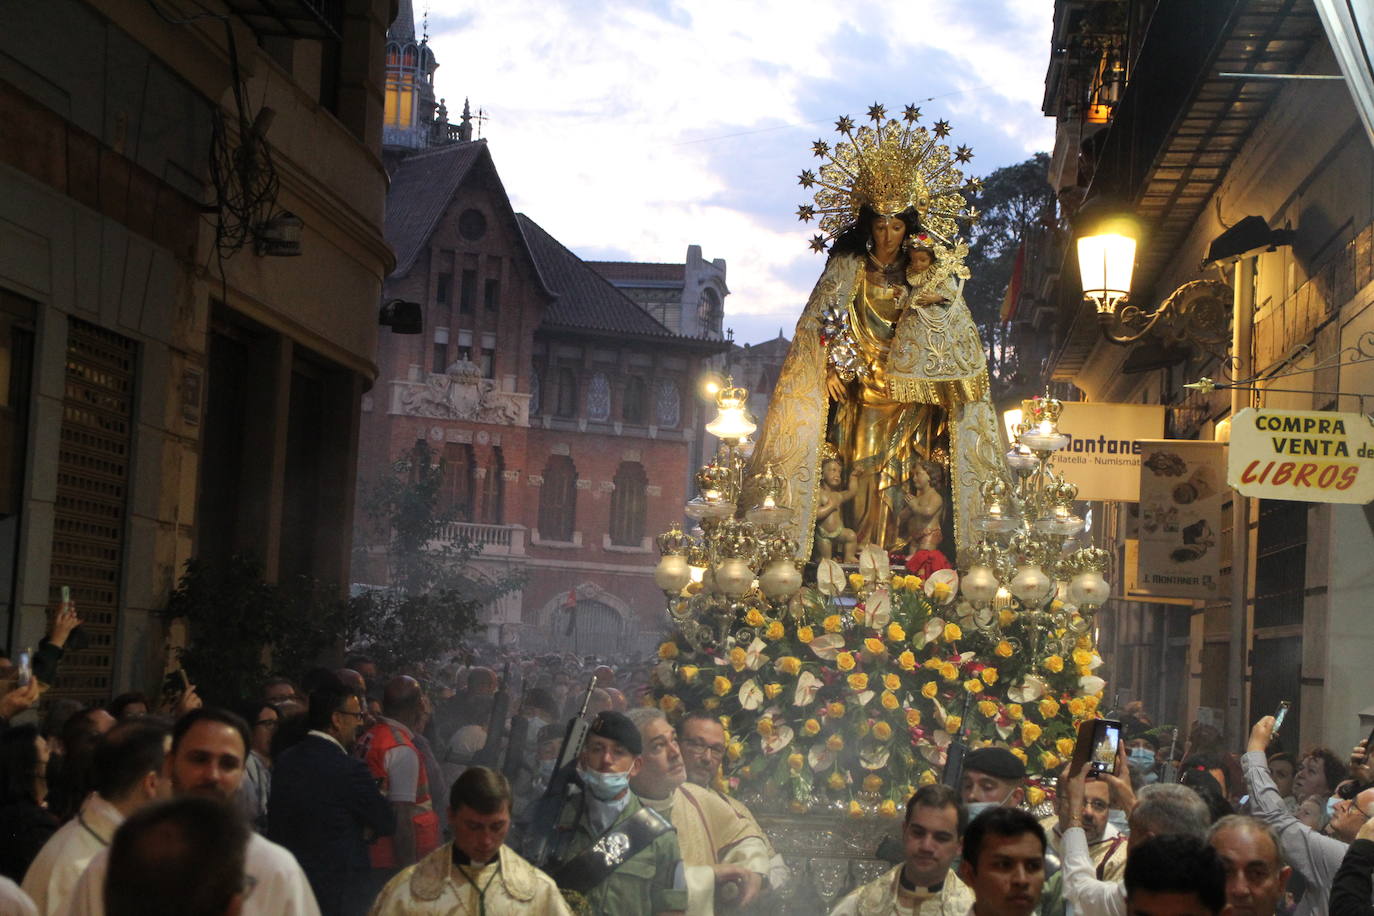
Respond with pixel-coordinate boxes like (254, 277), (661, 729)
(537, 711), (687, 915)
(962, 747), (1028, 819)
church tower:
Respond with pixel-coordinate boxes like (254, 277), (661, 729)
(382, 0), (443, 162)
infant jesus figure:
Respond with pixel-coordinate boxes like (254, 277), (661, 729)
(814, 454), (859, 563)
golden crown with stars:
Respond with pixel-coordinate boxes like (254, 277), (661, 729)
(796, 103), (982, 252)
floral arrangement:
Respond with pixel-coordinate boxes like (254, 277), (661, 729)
(650, 560), (1105, 817)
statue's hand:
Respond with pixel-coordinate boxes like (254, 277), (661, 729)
(825, 372), (847, 401)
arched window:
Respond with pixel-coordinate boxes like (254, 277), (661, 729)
(440, 443), (475, 521)
(609, 462), (647, 546)
(697, 287), (722, 331)
(539, 454), (577, 541)
(587, 372), (611, 422)
(654, 378), (681, 428)
(555, 368), (577, 418)
(622, 376), (647, 424)
(481, 447), (504, 525)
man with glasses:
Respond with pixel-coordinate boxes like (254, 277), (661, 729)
(269, 680), (396, 916)
(1243, 715), (1374, 916)
(677, 712), (788, 894)
(1042, 770), (1128, 916)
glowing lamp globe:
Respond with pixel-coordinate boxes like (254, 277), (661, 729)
(1077, 228), (1137, 312)
(705, 380), (757, 441)
(1068, 570), (1111, 608)
(960, 564), (999, 603)
(654, 554), (691, 594)
(1009, 563), (1054, 606)
(759, 559), (802, 599)
(714, 558), (755, 597)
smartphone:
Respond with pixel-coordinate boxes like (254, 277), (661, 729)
(1364, 724), (1374, 762)
(1272, 701), (1291, 738)
(1073, 718), (1122, 776)
(15, 650), (32, 688)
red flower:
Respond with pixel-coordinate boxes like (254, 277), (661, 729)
(906, 550), (951, 577)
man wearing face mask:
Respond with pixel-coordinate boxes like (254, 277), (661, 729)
(1123, 732), (1160, 787)
(961, 747), (1027, 819)
(539, 711), (687, 916)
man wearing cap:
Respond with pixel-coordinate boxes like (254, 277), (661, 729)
(961, 747), (1027, 819)
(626, 708), (771, 914)
(539, 711), (687, 915)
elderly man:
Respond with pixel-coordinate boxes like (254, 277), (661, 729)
(368, 767), (569, 915)
(962, 747), (1027, 818)
(1244, 714), (1374, 916)
(831, 784), (974, 915)
(959, 807), (1047, 916)
(1041, 770), (1129, 916)
(23, 721), (169, 915)
(677, 711), (787, 891)
(1208, 815), (1290, 916)
(625, 708), (769, 914)
(63, 708), (319, 915)
(537, 711), (687, 915)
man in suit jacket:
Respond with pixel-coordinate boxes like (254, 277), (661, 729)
(269, 681), (396, 916)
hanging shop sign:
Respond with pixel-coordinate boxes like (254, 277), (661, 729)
(1135, 440), (1226, 599)
(1228, 407), (1374, 504)
(1054, 402), (1166, 502)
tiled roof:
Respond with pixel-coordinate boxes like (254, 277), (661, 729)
(515, 215), (680, 338)
(384, 141), (487, 277)
(586, 261), (686, 284)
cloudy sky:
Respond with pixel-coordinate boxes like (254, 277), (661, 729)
(419, 0), (1056, 344)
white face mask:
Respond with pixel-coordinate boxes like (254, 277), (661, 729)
(965, 787), (1019, 821)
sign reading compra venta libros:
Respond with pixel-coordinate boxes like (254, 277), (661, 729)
(1228, 407), (1374, 504)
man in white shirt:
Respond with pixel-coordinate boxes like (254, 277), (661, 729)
(60, 708), (320, 916)
(23, 721), (170, 914)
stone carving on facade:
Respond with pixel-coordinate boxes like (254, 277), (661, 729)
(391, 361), (530, 426)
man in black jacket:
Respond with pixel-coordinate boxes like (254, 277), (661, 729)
(268, 680), (395, 916)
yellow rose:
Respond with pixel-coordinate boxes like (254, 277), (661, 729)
(823, 615), (843, 634)
(797, 626), (815, 644)
(719, 716), (731, 730)
(713, 676), (732, 697)
(847, 673), (869, 691)
(923, 657), (943, 670)
(788, 752), (805, 772)
(765, 620), (785, 641)
(658, 641), (679, 660)
(873, 721), (893, 740)
(1040, 698), (1061, 719)
(881, 690), (900, 710)
(727, 741), (743, 761)
(659, 694), (680, 713)
(680, 665), (699, 684)
(826, 733), (845, 751)
(943, 622), (963, 642)
(851, 607), (866, 625)
(905, 708), (922, 727)
(887, 622), (907, 642)
(963, 677), (984, 694)
(848, 572), (865, 590)
(802, 718), (821, 736)
(879, 799), (898, 817)
(981, 667), (998, 685)
(1077, 666), (1092, 678)
(995, 640), (1014, 658)
(939, 663), (959, 682)
(777, 656), (801, 676)
(828, 770), (846, 790)
(921, 681), (938, 699)
(826, 701), (846, 719)
(745, 607), (765, 627)
(1067, 698), (1087, 717)
(848, 800), (865, 819)
(836, 651), (857, 672)
(1007, 703), (1024, 720)
(1027, 786), (1046, 806)
(729, 647), (747, 672)
(757, 717), (775, 738)
(944, 715), (962, 733)
(863, 774), (884, 792)
(1010, 747), (1028, 764)
(1021, 722), (1043, 744)
(1076, 633), (1093, 650)
(1043, 655), (1065, 674)
(932, 581), (953, 602)
(919, 769), (937, 786)
(1084, 695), (1101, 715)
(1041, 751), (1061, 770)
(898, 651), (917, 671)
(883, 673), (901, 691)
(764, 683), (783, 699)
(864, 637), (886, 655)
(704, 697), (720, 710)
(908, 576), (925, 590)
(1072, 648), (1093, 668)
(1056, 737), (1075, 756)
(998, 608), (1017, 628)
(978, 700), (999, 719)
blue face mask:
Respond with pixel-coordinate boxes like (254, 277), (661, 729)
(1128, 747), (1156, 769)
(965, 788), (1018, 822)
(1326, 796), (1340, 819)
(578, 767), (630, 801)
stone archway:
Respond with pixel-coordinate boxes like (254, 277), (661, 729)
(534, 583), (639, 657)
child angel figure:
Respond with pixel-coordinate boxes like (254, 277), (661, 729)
(885, 236), (976, 390)
(815, 453), (859, 563)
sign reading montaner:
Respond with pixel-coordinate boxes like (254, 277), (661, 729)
(1228, 407), (1374, 504)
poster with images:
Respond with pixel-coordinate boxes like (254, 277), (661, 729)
(1135, 440), (1226, 599)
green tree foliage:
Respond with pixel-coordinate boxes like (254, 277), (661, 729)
(346, 440), (523, 673)
(962, 153), (1055, 397)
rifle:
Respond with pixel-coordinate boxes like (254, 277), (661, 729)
(1162, 726), (1180, 784)
(526, 676), (598, 870)
(547, 675), (598, 796)
(940, 690), (976, 789)
(473, 662), (512, 768)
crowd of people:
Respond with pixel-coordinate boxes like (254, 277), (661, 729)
(2, 626), (1374, 916)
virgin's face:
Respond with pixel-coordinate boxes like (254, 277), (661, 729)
(870, 216), (907, 260)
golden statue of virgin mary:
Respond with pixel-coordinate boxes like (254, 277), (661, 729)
(746, 105), (1007, 564)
